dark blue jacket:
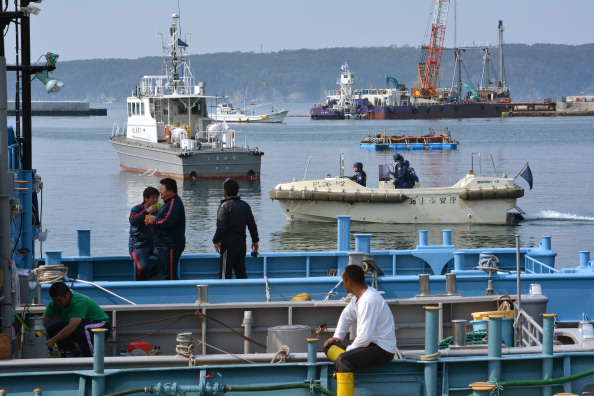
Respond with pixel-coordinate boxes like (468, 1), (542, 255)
(212, 196), (259, 246)
(129, 203), (154, 253)
(349, 170), (367, 187)
(404, 166), (419, 188)
(393, 160), (406, 188)
(154, 194), (186, 249)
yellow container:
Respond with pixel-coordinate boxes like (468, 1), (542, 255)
(471, 310), (514, 320)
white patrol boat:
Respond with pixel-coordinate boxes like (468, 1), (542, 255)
(110, 14), (263, 180)
(269, 153), (527, 224)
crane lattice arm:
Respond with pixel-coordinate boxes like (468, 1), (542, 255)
(413, 0), (450, 99)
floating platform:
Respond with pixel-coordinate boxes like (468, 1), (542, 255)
(7, 101), (107, 116)
(360, 127), (458, 150)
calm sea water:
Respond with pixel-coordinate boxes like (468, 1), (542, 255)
(17, 103), (594, 267)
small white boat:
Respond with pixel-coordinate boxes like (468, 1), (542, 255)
(214, 97), (288, 123)
(269, 153), (527, 224)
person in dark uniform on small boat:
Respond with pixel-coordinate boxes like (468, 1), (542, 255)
(212, 178), (259, 279)
(392, 153), (407, 188)
(348, 162), (367, 187)
(402, 160), (419, 188)
(129, 186), (160, 280)
(147, 178), (186, 280)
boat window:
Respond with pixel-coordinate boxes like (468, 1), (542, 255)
(128, 102), (132, 116)
(141, 102), (145, 116)
(191, 102), (201, 114)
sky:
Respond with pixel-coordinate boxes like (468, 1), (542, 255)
(4, 0), (593, 62)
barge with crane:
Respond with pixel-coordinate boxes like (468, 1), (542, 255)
(311, 0), (519, 120)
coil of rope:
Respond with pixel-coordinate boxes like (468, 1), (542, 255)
(33, 265), (68, 284)
(175, 333), (197, 366)
(271, 345), (290, 363)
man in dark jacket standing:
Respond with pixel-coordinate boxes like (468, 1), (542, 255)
(148, 178), (185, 280)
(212, 178), (259, 279)
(392, 152), (406, 188)
(129, 186), (160, 280)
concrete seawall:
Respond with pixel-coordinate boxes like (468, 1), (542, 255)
(556, 101), (594, 112)
(7, 101), (107, 116)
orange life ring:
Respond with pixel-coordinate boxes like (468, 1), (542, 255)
(164, 125), (171, 143)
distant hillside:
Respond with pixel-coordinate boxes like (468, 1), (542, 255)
(14, 44), (594, 103)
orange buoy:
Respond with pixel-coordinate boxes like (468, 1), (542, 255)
(164, 125), (172, 143)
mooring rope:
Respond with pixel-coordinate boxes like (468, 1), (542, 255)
(33, 265), (136, 305)
(271, 345), (290, 363)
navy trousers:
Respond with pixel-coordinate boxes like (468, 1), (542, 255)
(219, 242), (248, 279)
(47, 319), (112, 357)
(157, 246), (183, 280)
(131, 247), (159, 280)
(324, 339), (394, 373)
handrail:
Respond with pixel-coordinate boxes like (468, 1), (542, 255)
(515, 306), (544, 347)
(7, 143), (20, 171)
(303, 153), (344, 180)
(524, 255), (558, 274)
(111, 120), (127, 137)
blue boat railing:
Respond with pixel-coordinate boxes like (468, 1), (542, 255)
(524, 255), (558, 274)
(34, 227), (560, 284)
(8, 143), (19, 171)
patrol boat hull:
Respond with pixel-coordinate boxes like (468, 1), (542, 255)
(269, 174), (524, 224)
(110, 136), (262, 180)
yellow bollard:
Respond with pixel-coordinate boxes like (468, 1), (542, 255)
(336, 372), (354, 396)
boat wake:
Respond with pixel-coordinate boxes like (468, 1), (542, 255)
(524, 210), (594, 222)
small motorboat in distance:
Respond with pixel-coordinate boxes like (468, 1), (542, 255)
(213, 97), (288, 123)
(269, 153), (527, 224)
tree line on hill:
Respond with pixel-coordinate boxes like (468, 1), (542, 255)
(13, 43), (594, 104)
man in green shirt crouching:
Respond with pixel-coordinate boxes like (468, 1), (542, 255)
(43, 282), (111, 357)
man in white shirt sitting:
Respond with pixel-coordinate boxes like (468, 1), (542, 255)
(323, 265), (396, 394)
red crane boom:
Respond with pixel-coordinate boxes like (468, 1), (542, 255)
(413, 0), (450, 99)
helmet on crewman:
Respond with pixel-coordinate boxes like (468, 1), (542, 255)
(393, 153), (404, 161)
(353, 162), (363, 170)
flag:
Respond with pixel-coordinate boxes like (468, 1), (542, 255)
(517, 163), (533, 190)
(177, 38), (188, 47)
